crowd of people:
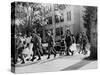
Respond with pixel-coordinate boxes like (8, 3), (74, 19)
(11, 29), (89, 64)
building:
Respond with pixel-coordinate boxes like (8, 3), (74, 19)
(42, 4), (85, 42)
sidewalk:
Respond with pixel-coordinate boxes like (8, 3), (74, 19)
(15, 53), (97, 73)
(14, 54), (63, 67)
(79, 61), (97, 70)
(61, 59), (97, 71)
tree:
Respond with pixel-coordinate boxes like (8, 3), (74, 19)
(83, 6), (97, 59)
(11, 2), (52, 35)
(83, 6), (97, 42)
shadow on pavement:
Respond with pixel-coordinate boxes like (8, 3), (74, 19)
(83, 56), (97, 61)
(61, 60), (93, 71)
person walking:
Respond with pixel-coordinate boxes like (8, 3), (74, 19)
(65, 30), (72, 56)
(82, 32), (88, 55)
(78, 33), (83, 54)
(70, 34), (76, 55)
(46, 31), (56, 59)
(31, 32), (42, 61)
(16, 33), (25, 64)
(37, 33), (43, 56)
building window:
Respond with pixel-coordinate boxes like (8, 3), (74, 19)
(55, 13), (64, 23)
(67, 11), (71, 21)
(56, 27), (63, 36)
(45, 16), (52, 25)
(54, 4), (66, 11)
(60, 13), (64, 22)
(55, 15), (59, 23)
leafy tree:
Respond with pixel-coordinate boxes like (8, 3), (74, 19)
(11, 2), (52, 35)
(83, 6), (97, 59)
(11, 2), (68, 36)
(83, 6), (97, 42)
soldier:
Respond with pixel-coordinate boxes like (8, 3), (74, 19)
(31, 32), (42, 61)
(37, 33), (43, 56)
(46, 31), (56, 59)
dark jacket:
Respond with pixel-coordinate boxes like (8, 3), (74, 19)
(46, 35), (54, 47)
(78, 37), (83, 45)
(65, 35), (72, 46)
(32, 33), (40, 48)
(82, 35), (88, 44)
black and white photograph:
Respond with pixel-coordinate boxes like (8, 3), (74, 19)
(11, 1), (97, 74)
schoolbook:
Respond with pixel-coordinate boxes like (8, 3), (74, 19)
(11, 1), (98, 74)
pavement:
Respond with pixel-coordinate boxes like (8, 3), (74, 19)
(14, 52), (97, 74)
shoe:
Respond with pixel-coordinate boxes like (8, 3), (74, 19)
(21, 61), (25, 64)
(26, 59), (29, 61)
(71, 51), (74, 56)
(31, 57), (36, 62)
(65, 53), (70, 56)
(78, 52), (80, 54)
(37, 58), (41, 61)
(47, 56), (50, 59)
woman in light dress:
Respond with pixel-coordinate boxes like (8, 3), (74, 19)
(69, 34), (77, 55)
(21, 35), (34, 63)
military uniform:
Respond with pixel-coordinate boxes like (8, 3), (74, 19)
(46, 35), (56, 59)
(31, 33), (41, 61)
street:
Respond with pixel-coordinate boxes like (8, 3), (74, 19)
(15, 52), (97, 73)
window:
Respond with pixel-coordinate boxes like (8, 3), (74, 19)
(55, 13), (64, 23)
(60, 13), (64, 22)
(56, 27), (63, 36)
(55, 15), (59, 23)
(54, 4), (66, 11)
(45, 16), (52, 25)
(67, 11), (71, 21)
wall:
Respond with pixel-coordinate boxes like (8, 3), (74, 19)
(73, 5), (81, 34)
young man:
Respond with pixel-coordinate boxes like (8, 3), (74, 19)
(31, 32), (42, 61)
(46, 31), (56, 59)
(65, 30), (72, 56)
